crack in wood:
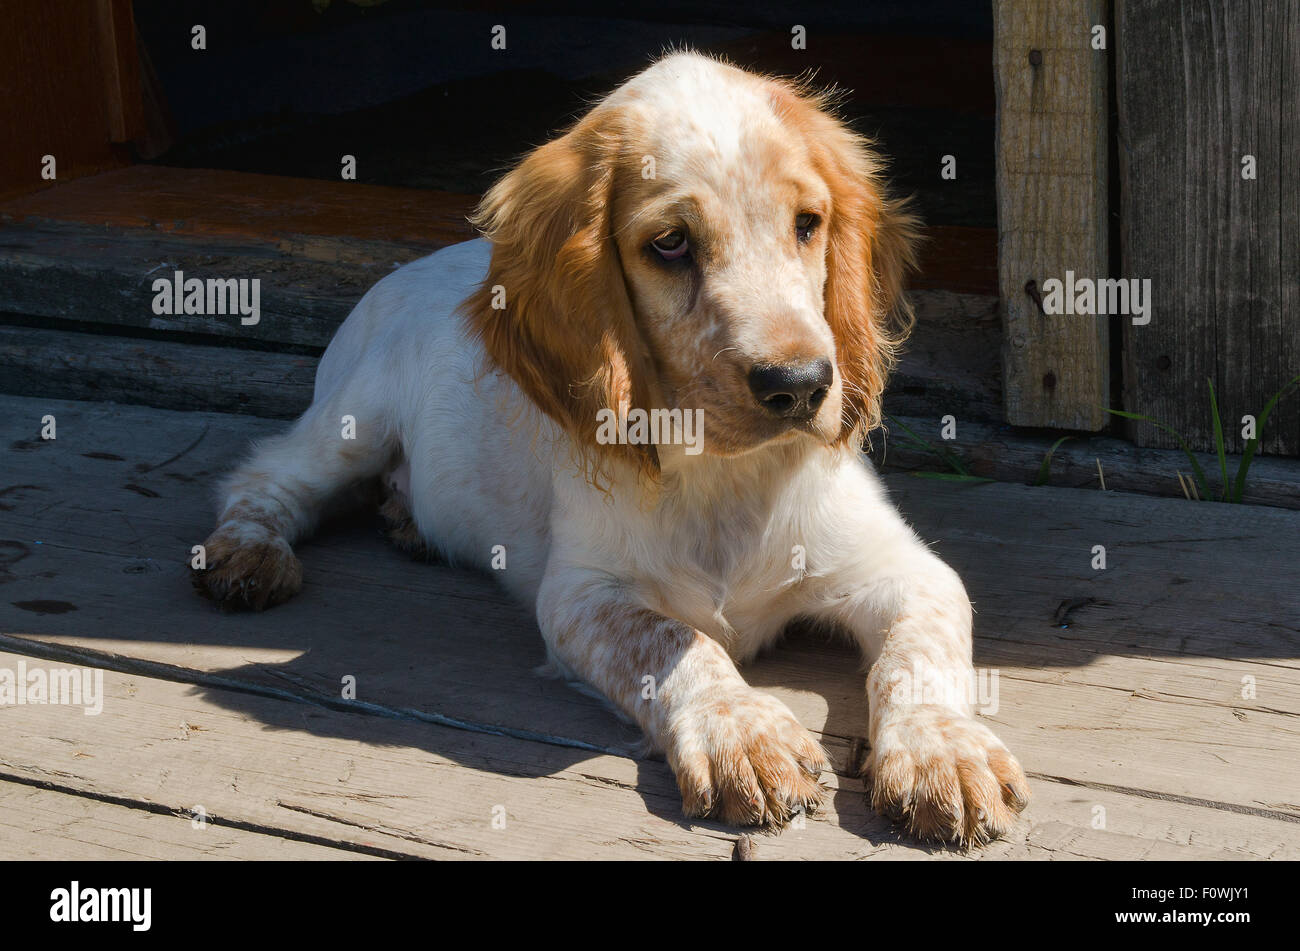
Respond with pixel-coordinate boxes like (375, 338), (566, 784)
(0, 768), (419, 859)
(0, 631), (631, 757)
(1026, 771), (1300, 824)
(274, 800), (487, 856)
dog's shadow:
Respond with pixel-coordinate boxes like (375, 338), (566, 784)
(6, 498), (954, 854)
(182, 512), (974, 853)
(160, 510), (941, 850)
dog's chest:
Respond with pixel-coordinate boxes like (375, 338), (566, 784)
(639, 488), (811, 645)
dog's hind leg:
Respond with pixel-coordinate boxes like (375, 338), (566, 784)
(193, 386), (397, 610)
(379, 461), (434, 560)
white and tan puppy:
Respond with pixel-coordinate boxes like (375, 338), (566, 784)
(194, 52), (1029, 844)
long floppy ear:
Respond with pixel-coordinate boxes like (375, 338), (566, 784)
(462, 109), (659, 474)
(770, 82), (921, 444)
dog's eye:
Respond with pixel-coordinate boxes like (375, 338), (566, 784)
(795, 213), (820, 243)
(650, 228), (689, 260)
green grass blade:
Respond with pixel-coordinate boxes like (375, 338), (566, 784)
(1034, 435), (1073, 486)
(1232, 373), (1300, 503)
(909, 472), (994, 483)
(1207, 378), (1229, 502)
(885, 414), (971, 476)
(879, 415), (934, 463)
(1104, 407), (1211, 500)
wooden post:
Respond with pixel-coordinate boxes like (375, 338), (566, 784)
(0, 0), (140, 199)
(1117, 0), (1300, 457)
(994, 0), (1110, 431)
(94, 0), (145, 144)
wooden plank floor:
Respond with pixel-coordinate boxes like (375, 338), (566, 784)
(1, 394), (1297, 860)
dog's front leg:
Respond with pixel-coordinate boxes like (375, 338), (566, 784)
(833, 551), (1030, 845)
(538, 570), (828, 826)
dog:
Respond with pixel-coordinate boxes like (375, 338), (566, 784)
(193, 52), (1029, 845)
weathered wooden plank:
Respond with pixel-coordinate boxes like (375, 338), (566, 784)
(0, 222), (413, 350)
(2, 318), (1294, 509)
(874, 414), (1300, 509)
(0, 166), (478, 251)
(38, 513), (1298, 816)
(0, 778), (379, 860)
(911, 226), (999, 296)
(92, 0), (144, 145)
(0, 324), (320, 419)
(994, 0), (1110, 430)
(0, 214), (997, 360)
(0, 1), (133, 200)
(717, 32), (996, 118)
(890, 291), (1003, 422)
(0, 648), (902, 860)
(1, 395), (1297, 842)
(0, 648), (1281, 860)
(1117, 0), (1300, 456)
(0, 285), (1001, 422)
(0, 164), (1001, 426)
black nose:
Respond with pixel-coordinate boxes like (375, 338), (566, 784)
(747, 358), (833, 420)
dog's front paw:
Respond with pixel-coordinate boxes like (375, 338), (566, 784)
(867, 708), (1029, 846)
(191, 522), (302, 611)
(665, 687), (829, 827)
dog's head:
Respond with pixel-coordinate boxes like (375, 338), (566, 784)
(464, 52), (919, 473)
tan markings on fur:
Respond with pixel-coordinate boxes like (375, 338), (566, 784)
(865, 707), (1030, 846)
(768, 80), (921, 443)
(217, 500), (281, 535)
(191, 520), (302, 611)
(461, 113), (660, 481)
(552, 592), (828, 827)
(379, 492), (431, 559)
(863, 573), (1030, 845)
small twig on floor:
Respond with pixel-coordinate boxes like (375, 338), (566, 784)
(733, 834), (757, 861)
(1095, 457), (1106, 491)
(136, 423), (210, 473)
(1177, 472), (1200, 501)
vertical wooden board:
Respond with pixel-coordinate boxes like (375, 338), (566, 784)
(94, 0), (145, 144)
(1279, 14), (1300, 459)
(1117, 0), (1300, 456)
(0, 0), (133, 200)
(1286, 19), (1300, 455)
(995, 0), (1110, 431)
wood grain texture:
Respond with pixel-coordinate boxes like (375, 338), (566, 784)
(0, 324), (321, 419)
(994, 0), (1110, 430)
(716, 32), (997, 117)
(0, 167), (1000, 432)
(0, 778), (377, 860)
(93, 0), (144, 145)
(0, 0), (133, 200)
(1117, 0), (1300, 456)
(0, 395), (1297, 858)
(0, 222), (411, 350)
(3, 327), (1295, 511)
(874, 413), (1300, 509)
(6, 648), (1278, 861)
(0, 288), (1001, 422)
(913, 225), (999, 296)
(0, 166), (479, 250)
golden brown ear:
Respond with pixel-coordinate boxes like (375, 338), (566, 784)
(462, 109), (658, 474)
(770, 82), (921, 444)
